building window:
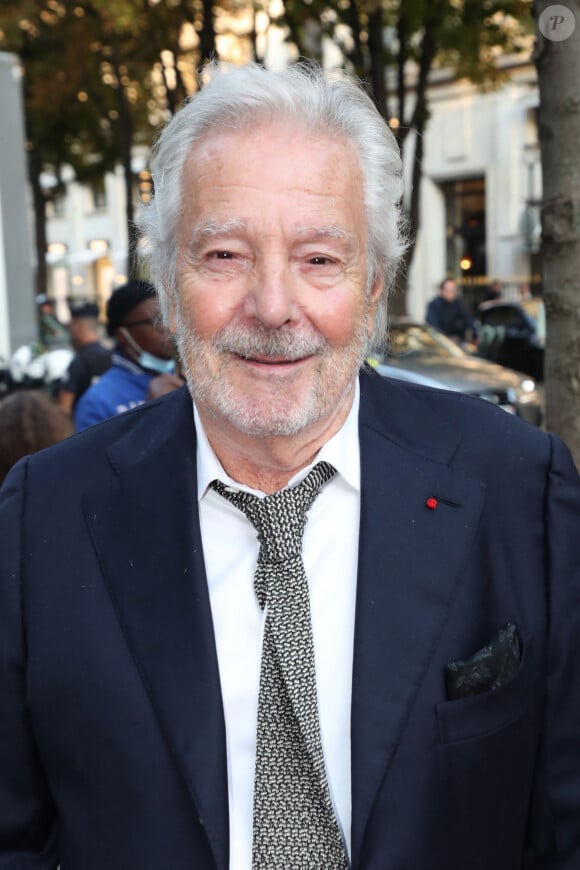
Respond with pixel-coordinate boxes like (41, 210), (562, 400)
(90, 178), (107, 211)
(46, 191), (66, 218)
(442, 177), (486, 279)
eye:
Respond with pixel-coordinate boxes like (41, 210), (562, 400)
(203, 248), (249, 272)
(308, 255), (333, 266)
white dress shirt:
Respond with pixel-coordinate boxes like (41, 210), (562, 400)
(196, 386), (361, 869)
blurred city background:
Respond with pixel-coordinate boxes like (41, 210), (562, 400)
(0, 0), (579, 464)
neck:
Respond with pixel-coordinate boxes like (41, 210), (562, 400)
(197, 390), (354, 494)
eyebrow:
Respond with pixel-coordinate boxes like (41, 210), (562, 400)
(187, 220), (356, 252)
(293, 225), (356, 251)
(188, 219), (247, 248)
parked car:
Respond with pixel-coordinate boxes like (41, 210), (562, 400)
(370, 319), (543, 427)
(476, 298), (545, 381)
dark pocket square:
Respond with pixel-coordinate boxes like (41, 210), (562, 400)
(445, 623), (522, 701)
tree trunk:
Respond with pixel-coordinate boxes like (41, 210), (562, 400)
(110, 52), (137, 278)
(199, 0), (216, 63)
(344, 0), (365, 76)
(28, 146), (47, 300)
(392, 17), (438, 314)
(279, 1), (304, 57)
(391, 112), (427, 316)
(367, 5), (387, 118)
(161, 49), (187, 114)
(250, 7), (262, 64)
(534, 0), (580, 465)
(396, 8), (407, 128)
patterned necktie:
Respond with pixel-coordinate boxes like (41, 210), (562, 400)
(211, 461), (348, 869)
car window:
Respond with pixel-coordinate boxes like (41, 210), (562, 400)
(480, 306), (527, 330)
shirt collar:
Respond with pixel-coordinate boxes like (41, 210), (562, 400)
(194, 380), (361, 500)
(111, 351), (149, 377)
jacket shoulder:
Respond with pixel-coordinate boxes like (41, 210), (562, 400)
(359, 368), (550, 472)
(28, 387), (190, 480)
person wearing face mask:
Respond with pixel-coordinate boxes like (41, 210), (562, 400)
(74, 280), (183, 431)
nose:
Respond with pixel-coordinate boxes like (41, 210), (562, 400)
(243, 262), (298, 328)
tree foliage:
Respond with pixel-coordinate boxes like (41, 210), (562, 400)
(0, 0), (252, 284)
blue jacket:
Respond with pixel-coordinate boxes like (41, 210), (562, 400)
(426, 295), (475, 341)
(1, 373), (579, 868)
(74, 353), (153, 431)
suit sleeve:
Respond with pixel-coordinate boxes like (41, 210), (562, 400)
(526, 434), (580, 868)
(0, 460), (58, 869)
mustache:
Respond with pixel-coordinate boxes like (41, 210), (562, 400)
(212, 323), (329, 360)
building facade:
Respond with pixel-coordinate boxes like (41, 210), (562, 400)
(0, 52), (36, 359)
(406, 57), (541, 319)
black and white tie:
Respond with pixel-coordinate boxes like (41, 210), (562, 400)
(211, 461), (348, 869)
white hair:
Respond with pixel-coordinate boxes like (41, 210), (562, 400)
(137, 61), (407, 350)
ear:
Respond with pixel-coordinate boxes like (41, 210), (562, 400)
(366, 275), (384, 337)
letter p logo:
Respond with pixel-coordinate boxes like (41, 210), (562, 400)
(539, 5), (576, 41)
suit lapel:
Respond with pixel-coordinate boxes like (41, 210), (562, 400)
(83, 389), (228, 870)
(350, 375), (485, 866)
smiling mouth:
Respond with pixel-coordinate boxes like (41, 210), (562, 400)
(235, 353), (310, 367)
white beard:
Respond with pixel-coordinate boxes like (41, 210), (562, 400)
(174, 311), (370, 438)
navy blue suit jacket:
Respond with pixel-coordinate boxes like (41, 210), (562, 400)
(1, 371), (579, 869)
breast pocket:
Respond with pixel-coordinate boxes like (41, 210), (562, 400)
(435, 643), (538, 745)
(432, 644), (542, 865)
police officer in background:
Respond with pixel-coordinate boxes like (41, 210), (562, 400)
(57, 302), (112, 416)
(73, 280), (183, 431)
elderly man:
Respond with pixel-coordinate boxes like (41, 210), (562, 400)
(1, 63), (579, 870)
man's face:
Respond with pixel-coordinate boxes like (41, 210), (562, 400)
(441, 280), (458, 302)
(173, 122), (381, 439)
(119, 298), (174, 360)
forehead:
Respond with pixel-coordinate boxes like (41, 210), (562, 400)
(179, 121), (365, 234)
(127, 297), (159, 320)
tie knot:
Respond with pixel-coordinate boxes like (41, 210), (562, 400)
(211, 461), (336, 564)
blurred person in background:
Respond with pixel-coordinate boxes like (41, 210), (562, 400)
(57, 302), (112, 415)
(36, 293), (68, 348)
(426, 277), (476, 343)
(74, 280), (183, 431)
(482, 279), (503, 303)
(0, 391), (73, 486)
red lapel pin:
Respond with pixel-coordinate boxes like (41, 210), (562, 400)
(426, 497), (438, 510)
